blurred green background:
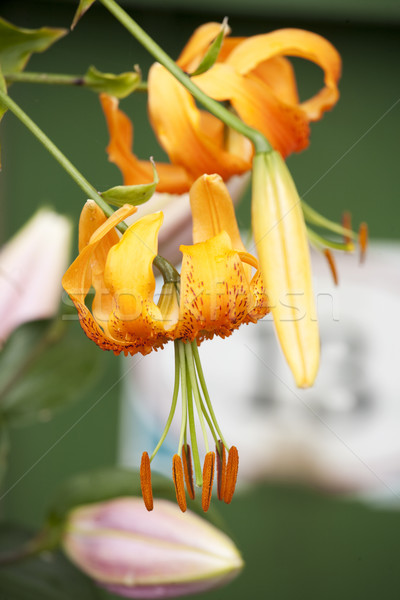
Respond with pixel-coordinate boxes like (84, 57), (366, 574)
(1, 0), (400, 599)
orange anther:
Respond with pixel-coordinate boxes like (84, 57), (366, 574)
(323, 249), (338, 286)
(182, 444), (195, 500)
(223, 446), (239, 504)
(140, 451), (153, 511)
(172, 454), (187, 512)
(342, 211), (352, 244)
(216, 440), (226, 501)
(359, 222), (368, 263)
(201, 452), (215, 512)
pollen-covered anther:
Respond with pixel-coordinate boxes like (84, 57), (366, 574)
(342, 211), (352, 244)
(140, 451), (153, 511)
(323, 249), (338, 286)
(201, 452), (215, 512)
(359, 222), (368, 263)
(182, 444), (195, 500)
(216, 440), (226, 501)
(172, 454), (187, 512)
(223, 446), (239, 505)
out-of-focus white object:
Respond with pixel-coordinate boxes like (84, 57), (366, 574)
(119, 242), (400, 503)
(0, 209), (72, 346)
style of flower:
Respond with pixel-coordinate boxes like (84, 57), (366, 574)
(62, 174), (269, 511)
(100, 24), (341, 192)
(63, 497), (244, 599)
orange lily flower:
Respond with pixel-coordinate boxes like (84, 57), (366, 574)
(63, 176), (268, 512)
(62, 175), (268, 357)
(100, 24), (341, 192)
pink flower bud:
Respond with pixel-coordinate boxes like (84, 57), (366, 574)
(62, 497), (243, 598)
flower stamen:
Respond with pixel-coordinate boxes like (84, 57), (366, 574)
(172, 454), (187, 512)
(359, 222), (368, 263)
(182, 444), (195, 500)
(223, 446), (239, 504)
(323, 249), (338, 286)
(140, 451), (153, 511)
(216, 440), (226, 501)
(201, 452), (215, 512)
(342, 211), (352, 244)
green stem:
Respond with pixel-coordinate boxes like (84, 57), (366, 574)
(302, 200), (357, 240)
(307, 226), (355, 252)
(5, 71), (148, 91)
(0, 89), (180, 279)
(0, 89), (113, 219)
(99, 0), (271, 153)
(150, 341), (180, 461)
(185, 344), (209, 454)
(177, 342), (188, 454)
(191, 342), (229, 449)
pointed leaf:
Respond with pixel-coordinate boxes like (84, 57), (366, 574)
(0, 17), (66, 76)
(190, 18), (229, 77)
(71, 0), (97, 30)
(84, 65), (141, 98)
(0, 319), (104, 427)
(101, 159), (159, 206)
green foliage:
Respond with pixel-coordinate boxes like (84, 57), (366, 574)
(101, 160), (159, 206)
(72, 0), (97, 30)
(0, 17), (66, 76)
(84, 65), (141, 98)
(0, 319), (103, 428)
(0, 524), (101, 600)
(190, 19), (229, 76)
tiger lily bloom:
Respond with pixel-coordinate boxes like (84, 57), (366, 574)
(62, 174), (268, 511)
(100, 24), (341, 193)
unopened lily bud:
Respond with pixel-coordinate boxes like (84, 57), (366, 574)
(252, 150), (320, 387)
(62, 497), (243, 599)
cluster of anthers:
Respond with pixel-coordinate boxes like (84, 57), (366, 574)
(139, 336), (239, 513)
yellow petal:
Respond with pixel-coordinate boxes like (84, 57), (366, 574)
(100, 93), (191, 194)
(225, 28), (341, 121)
(104, 212), (170, 348)
(62, 204), (138, 354)
(147, 63), (251, 181)
(189, 174), (246, 250)
(252, 151), (319, 387)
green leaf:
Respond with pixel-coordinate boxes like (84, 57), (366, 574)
(190, 18), (229, 77)
(0, 67), (8, 167)
(72, 0), (97, 30)
(0, 17), (67, 76)
(101, 159), (159, 207)
(0, 524), (101, 600)
(84, 65), (141, 99)
(0, 319), (103, 427)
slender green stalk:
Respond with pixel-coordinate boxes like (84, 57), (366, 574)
(5, 71), (148, 91)
(150, 341), (180, 461)
(307, 226), (355, 251)
(191, 342), (229, 449)
(177, 342), (188, 454)
(302, 200), (357, 240)
(0, 89), (114, 218)
(185, 344), (210, 453)
(99, 0), (271, 153)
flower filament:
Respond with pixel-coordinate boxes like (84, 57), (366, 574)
(140, 336), (238, 513)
